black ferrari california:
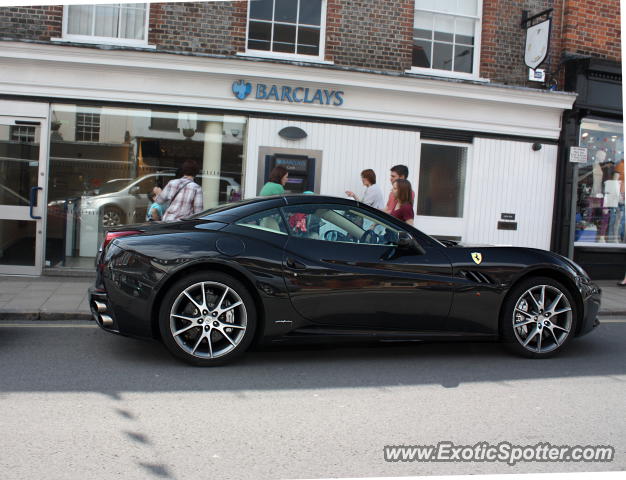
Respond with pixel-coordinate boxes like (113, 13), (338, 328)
(89, 194), (601, 366)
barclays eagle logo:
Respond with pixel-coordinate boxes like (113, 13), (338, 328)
(232, 80), (252, 100)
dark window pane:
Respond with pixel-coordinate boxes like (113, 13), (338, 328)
(299, 0), (321, 25)
(413, 28), (432, 39)
(248, 39), (271, 51)
(273, 41), (296, 53)
(297, 44), (319, 55)
(455, 33), (474, 46)
(417, 144), (467, 218)
(249, 0), (273, 20)
(454, 45), (473, 73)
(432, 42), (453, 70)
(273, 23), (296, 43)
(248, 20), (272, 41)
(274, 0), (297, 23)
(434, 15), (454, 42)
(433, 30), (453, 42)
(150, 113), (178, 131)
(412, 39), (431, 67)
(297, 26), (320, 47)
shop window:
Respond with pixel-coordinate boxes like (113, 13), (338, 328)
(10, 126), (36, 143)
(75, 112), (101, 142)
(417, 143), (467, 218)
(247, 0), (325, 60)
(62, 3), (149, 46)
(46, 105), (247, 269)
(575, 119), (624, 247)
(411, 0), (482, 78)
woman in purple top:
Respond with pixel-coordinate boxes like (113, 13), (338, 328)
(390, 179), (414, 225)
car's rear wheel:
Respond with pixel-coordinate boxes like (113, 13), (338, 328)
(158, 271), (257, 366)
(501, 276), (577, 358)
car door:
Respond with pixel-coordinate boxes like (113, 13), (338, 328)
(280, 203), (454, 331)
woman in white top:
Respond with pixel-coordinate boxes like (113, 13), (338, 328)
(345, 169), (385, 210)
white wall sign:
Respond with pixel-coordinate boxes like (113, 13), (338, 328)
(569, 146), (588, 163)
(525, 19), (551, 69)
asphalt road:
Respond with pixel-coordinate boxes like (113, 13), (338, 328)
(0, 318), (624, 480)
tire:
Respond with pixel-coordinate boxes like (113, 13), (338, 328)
(100, 206), (125, 228)
(500, 276), (578, 358)
(158, 271), (257, 366)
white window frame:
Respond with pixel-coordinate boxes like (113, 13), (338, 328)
(242, 0), (329, 64)
(407, 0), (483, 80)
(54, 4), (153, 49)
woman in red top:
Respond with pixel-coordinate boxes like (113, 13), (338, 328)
(390, 179), (414, 225)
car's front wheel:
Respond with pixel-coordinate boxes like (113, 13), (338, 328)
(501, 276), (578, 358)
(159, 272), (257, 366)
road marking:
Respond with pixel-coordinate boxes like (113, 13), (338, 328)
(598, 318), (626, 323)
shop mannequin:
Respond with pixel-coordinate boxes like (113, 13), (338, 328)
(591, 150), (606, 195)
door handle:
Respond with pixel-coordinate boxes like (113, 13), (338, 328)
(285, 258), (306, 270)
(29, 186), (43, 219)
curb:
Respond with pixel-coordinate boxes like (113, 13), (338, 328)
(0, 311), (93, 321)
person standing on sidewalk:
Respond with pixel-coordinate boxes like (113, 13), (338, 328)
(260, 166), (289, 196)
(385, 165), (415, 214)
(390, 179), (415, 225)
(157, 160), (204, 222)
(345, 168), (385, 210)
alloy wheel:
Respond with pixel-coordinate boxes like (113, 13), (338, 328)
(169, 281), (247, 359)
(102, 209), (122, 227)
(512, 284), (573, 354)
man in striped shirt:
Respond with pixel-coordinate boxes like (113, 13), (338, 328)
(157, 160), (204, 222)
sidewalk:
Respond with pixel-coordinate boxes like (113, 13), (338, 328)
(0, 275), (624, 320)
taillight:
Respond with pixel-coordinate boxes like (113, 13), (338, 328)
(98, 230), (141, 272)
(101, 230), (141, 251)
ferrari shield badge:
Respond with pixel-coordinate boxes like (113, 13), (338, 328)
(471, 252), (483, 265)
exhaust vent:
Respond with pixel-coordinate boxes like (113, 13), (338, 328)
(460, 270), (495, 285)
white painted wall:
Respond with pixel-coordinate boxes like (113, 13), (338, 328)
(245, 117), (421, 201)
(463, 138), (558, 249)
(246, 121), (558, 250)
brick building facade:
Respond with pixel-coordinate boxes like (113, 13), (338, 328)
(0, 1), (620, 87)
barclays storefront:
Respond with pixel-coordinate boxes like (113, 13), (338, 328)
(0, 41), (575, 275)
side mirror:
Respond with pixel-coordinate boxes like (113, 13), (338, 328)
(129, 185), (140, 195)
(397, 231), (426, 255)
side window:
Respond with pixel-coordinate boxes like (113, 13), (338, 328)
(235, 208), (288, 235)
(281, 204), (403, 246)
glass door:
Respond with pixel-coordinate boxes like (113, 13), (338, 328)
(0, 116), (47, 275)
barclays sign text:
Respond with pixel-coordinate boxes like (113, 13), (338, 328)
(232, 80), (344, 106)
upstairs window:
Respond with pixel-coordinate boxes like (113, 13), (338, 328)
(246, 0), (326, 60)
(62, 3), (149, 47)
(411, 0), (482, 78)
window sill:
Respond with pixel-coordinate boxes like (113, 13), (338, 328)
(405, 67), (489, 83)
(237, 51), (334, 65)
(51, 37), (156, 50)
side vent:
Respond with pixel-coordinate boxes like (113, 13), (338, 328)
(460, 270), (495, 285)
